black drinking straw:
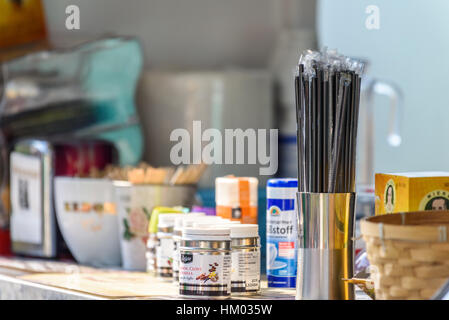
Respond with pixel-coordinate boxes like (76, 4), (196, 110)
(350, 76), (362, 192)
(322, 69), (328, 192)
(316, 69), (322, 192)
(311, 73), (317, 192)
(327, 70), (334, 192)
(295, 65), (305, 192)
(329, 75), (345, 192)
(306, 77), (312, 192)
(295, 74), (301, 188)
(347, 72), (356, 192)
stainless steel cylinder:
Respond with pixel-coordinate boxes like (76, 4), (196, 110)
(296, 192), (356, 300)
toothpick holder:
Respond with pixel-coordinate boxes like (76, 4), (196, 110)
(296, 192), (356, 300)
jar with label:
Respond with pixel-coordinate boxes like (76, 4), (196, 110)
(146, 207), (184, 275)
(146, 234), (158, 275)
(172, 217), (185, 282)
(179, 227), (232, 299)
(156, 214), (180, 279)
(229, 224), (260, 295)
(172, 213), (208, 282)
(174, 216), (224, 283)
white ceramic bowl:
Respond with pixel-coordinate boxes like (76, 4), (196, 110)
(54, 177), (121, 267)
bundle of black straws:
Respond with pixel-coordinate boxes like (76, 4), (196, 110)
(295, 49), (364, 193)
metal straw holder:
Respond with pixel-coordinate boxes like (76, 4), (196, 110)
(296, 192), (356, 300)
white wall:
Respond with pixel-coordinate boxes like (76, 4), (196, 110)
(318, 0), (449, 175)
(43, 0), (316, 69)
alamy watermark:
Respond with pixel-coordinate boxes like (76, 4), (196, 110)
(170, 121), (278, 175)
(66, 5), (80, 30)
(365, 5), (380, 30)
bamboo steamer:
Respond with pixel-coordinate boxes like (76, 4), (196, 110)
(361, 210), (449, 300)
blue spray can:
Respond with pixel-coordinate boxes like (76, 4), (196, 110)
(266, 178), (298, 288)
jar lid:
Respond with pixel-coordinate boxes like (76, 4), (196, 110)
(183, 227), (230, 236)
(267, 178), (298, 188)
(230, 224), (259, 238)
(192, 220), (240, 228)
(267, 178), (298, 199)
(149, 207), (184, 233)
(179, 216), (223, 230)
(173, 212), (205, 229)
(158, 213), (183, 228)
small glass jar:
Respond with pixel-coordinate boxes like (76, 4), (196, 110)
(146, 234), (158, 275)
(155, 214), (180, 279)
(179, 227), (231, 299)
(172, 213), (208, 282)
(172, 221), (183, 282)
(229, 224), (261, 295)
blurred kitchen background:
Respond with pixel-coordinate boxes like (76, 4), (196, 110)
(36, 0), (449, 182)
(1, 0), (449, 263)
(41, 0), (316, 186)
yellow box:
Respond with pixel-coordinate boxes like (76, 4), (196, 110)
(375, 172), (449, 215)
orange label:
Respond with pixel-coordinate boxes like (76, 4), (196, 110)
(239, 179), (250, 207)
(216, 177), (257, 223)
(216, 205), (257, 224)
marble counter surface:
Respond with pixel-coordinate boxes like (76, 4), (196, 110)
(0, 257), (370, 300)
(0, 274), (102, 300)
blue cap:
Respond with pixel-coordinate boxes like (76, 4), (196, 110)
(267, 178), (298, 188)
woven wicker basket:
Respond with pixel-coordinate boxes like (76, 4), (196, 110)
(360, 210), (449, 300)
